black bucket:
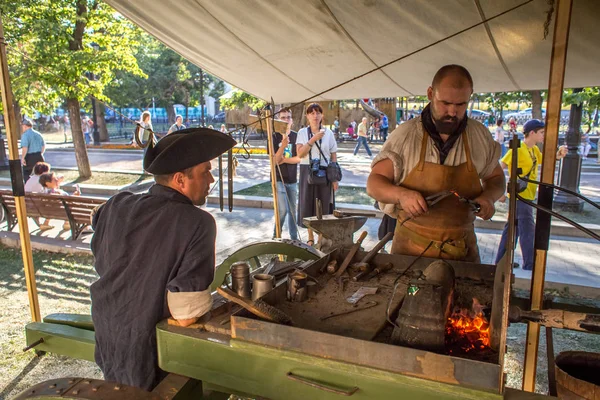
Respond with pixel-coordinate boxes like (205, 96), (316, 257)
(555, 351), (600, 399)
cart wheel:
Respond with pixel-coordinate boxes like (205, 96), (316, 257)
(211, 239), (322, 291)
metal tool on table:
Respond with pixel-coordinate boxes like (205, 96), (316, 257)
(423, 190), (481, 213)
(227, 261), (251, 299)
(227, 147), (234, 212)
(351, 232), (394, 282)
(449, 190), (481, 213)
(316, 198), (323, 220)
(218, 154), (224, 211)
(287, 270), (308, 302)
(334, 231), (368, 280)
(217, 286), (292, 325)
(320, 301), (378, 321)
(252, 273), (275, 301)
(333, 210), (377, 219)
(362, 262), (394, 281)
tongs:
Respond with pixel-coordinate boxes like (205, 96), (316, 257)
(425, 190), (481, 213)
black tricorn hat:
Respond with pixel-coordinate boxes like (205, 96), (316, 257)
(143, 128), (236, 175)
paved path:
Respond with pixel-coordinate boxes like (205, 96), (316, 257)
(41, 147), (600, 201)
(12, 204), (599, 289)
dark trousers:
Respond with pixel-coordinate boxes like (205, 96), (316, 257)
(495, 200), (535, 270)
(380, 127), (389, 141)
(23, 152), (44, 182)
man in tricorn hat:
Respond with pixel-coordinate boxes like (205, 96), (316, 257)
(90, 128), (236, 391)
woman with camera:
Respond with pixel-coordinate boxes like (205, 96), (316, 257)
(296, 103), (341, 246)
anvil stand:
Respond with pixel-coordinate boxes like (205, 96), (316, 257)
(302, 215), (367, 253)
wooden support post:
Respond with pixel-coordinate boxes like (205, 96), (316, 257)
(265, 108), (281, 238)
(522, 0), (573, 391)
(0, 13), (41, 322)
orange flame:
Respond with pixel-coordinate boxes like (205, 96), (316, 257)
(445, 298), (490, 353)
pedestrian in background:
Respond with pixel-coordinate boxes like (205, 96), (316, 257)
(81, 115), (93, 145)
(296, 103), (339, 246)
(380, 113), (389, 141)
(20, 119), (46, 182)
(508, 117), (517, 134)
(271, 108), (300, 241)
(495, 118), (507, 157)
(354, 117), (372, 157)
(167, 115), (186, 135)
(495, 119), (567, 270)
(139, 111), (153, 144)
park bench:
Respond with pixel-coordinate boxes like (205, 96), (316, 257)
(0, 190), (105, 240)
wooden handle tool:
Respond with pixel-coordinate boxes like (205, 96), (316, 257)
(334, 231), (368, 279)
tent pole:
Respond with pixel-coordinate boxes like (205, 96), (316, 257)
(264, 107), (282, 238)
(521, 0), (573, 391)
(0, 12), (41, 322)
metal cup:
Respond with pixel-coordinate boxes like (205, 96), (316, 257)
(252, 273), (275, 301)
(230, 261), (251, 299)
(287, 271), (308, 302)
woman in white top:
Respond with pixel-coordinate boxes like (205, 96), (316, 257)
(139, 111), (153, 141)
(495, 118), (507, 157)
(296, 103), (339, 245)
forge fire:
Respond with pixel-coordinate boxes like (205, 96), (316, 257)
(446, 298), (491, 353)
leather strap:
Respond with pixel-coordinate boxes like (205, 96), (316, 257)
(462, 131), (474, 172)
(396, 224), (468, 259)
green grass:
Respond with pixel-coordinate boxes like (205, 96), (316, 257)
(0, 245), (102, 398)
(235, 182), (374, 206)
(0, 169), (151, 187)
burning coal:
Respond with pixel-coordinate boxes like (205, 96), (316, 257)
(445, 298), (490, 353)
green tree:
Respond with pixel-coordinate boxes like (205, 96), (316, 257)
(220, 89), (266, 111)
(563, 87), (600, 133)
(1, 0), (145, 178)
(104, 37), (226, 127)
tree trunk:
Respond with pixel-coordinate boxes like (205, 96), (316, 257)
(13, 101), (22, 139)
(67, 97), (92, 178)
(468, 99), (475, 117)
(95, 101), (109, 141)
(531, 90), (543, 120)
(166, 103), (176, 125)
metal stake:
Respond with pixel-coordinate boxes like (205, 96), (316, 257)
(264, 107), (281, 238)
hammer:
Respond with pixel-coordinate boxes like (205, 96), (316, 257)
(351, 232), (393, 281)
(333, 210), (376, 218)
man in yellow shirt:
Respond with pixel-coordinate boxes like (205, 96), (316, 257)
(495, 119), (566, 270)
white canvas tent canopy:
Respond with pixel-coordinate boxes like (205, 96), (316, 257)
(105, 0), (599, 102)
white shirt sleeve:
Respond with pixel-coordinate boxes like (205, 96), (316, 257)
(167, 289), (213, 320)
(296, 127), (308, 145)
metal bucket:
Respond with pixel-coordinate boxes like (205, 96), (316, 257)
(252, 274), (275, 301)
(555, 351), (600, 399)
(230, 261), (251, 299)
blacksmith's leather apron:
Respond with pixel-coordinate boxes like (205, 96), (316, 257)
(392, 130), (482, 262)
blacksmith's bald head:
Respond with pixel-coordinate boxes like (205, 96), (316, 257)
(431, 65), (473, 93)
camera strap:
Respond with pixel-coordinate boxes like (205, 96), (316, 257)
(307, 126), (328, 165)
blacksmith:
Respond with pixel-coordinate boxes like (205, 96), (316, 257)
(367, 65), (505, 262)
(90, 128), (235, 390)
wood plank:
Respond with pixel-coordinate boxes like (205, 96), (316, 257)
(231, 317), (501, 392)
